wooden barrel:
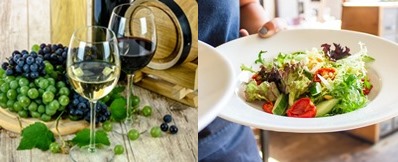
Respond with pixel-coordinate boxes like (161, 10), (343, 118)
(131, 0), (198, 70)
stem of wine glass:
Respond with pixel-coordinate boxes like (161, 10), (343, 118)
(126, 73), (135, 121)
(88, 101), (97, 153)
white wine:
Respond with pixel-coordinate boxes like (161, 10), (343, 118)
(68, 61), (120, 101)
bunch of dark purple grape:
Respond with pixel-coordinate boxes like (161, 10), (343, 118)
(38, 43), (68, 67)
(1, 50), (45, 79)
(67, 92), (111, 124)
(1, 43), (68, 80)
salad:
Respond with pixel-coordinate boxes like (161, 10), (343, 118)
(240, 43), (375, 118)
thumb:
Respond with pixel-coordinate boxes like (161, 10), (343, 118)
(258, 18), (287, 38)
(239, 29), (249, 37)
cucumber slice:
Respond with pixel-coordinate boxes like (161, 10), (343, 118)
(309, 82), (322, 96)
(315, 99), (339, 117)
(272, 94), (288, 115)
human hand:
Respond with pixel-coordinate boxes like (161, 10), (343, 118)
(239, 18), (287, 38)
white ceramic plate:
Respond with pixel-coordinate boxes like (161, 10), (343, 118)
(198, 41), (235, 131)
(216, 29), (398, 133)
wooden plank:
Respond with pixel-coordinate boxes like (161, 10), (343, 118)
(28, 0), (51, 47)
(136, 77), (198, 107)
(51, 0), (88, 45)
(0, 0), (29, 60)
(141, 62), (197, 90)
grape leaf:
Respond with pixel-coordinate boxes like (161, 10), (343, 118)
(17, 122), (55, 151)
(112, 85), (125, 94)
(71, 129), (110, 147)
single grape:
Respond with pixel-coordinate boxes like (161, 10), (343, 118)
(30, 63), (38, 72)
(23, 64), (30, 73)
(18, 110), (28, 118)
(37, 105), (45, 113)
(58, 95), (70, 106)
(45, 107), (57, 116)
(13, 101), (23, 112)
(6, 100), (14, 109)
(30, 111), (41, 118)
(150, 126), (162, 138)
(56, 81), (66, 88)
(1, 83), (9, 93)
(169, 125), (178, 134)
(9, 80), (19, 89)
(6, 89), (17, 100)
(102, 121), (112, 132)
(130, 95), (140, 107)
(44, 61), (54, 74)
(49, 142), (61, 153)
(48, 100), (60, 111)
(18, 78), (29, 87)
(31, 44), (40, 53)
(2, 62), (9, 70)
(46, 85), (57, 94)
(163, 114), (172, 123)
(42, 91), (54, 103)
(127, 129), (140, 141)
(114, 145), (124, 155)
(39, 79), (49, 89)
(26, 56), (34, 65)
(27, 88), (39, 99)
(160, 123), (169, 132)
(58, 87), (70, 96)
(28, 102), (38, 112)
(141, 105), (152, 117)
(19, 86), (30, 95)
(18, 96), (31, 107)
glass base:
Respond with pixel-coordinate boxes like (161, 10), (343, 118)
(69, 145), (114, 162)
(113, 119), (135, 135)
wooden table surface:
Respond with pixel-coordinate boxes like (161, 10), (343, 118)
(0, 86), (198, 162)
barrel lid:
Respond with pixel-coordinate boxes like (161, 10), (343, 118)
(131, 0), (197, 70)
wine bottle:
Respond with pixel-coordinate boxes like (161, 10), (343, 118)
(93, 0), (130, 27)
(93, 0), (130, 82)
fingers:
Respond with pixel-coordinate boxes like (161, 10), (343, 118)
(258, 18), (288, 38)
(239, 29), (250, 37)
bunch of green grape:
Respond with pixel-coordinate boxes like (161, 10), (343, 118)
(0, 67), (70, 121)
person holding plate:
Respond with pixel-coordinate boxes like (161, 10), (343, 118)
(198, 0), (286, 161)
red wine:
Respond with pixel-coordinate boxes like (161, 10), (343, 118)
(118, 37), (155, 74)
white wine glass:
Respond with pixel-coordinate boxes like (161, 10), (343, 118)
(108, 4), (157, 134)
(67, 26), (121, 162)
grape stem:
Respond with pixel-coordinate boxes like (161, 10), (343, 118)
(17, 116), (22, 132)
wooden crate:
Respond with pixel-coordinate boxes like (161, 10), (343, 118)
(134, 61), (198, 108)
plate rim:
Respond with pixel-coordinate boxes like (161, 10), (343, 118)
(198, 41), (236, 131)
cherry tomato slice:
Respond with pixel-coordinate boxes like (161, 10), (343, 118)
(262, 101), (274, 114)
(363, 84), (373, 95)
(362, 78), (373, 95)
(286, 98), (316, 118)
(313, 67), (336, 82)
(251, 73), (262, 85)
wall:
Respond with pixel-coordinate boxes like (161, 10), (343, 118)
(0, 0), (90, 61)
